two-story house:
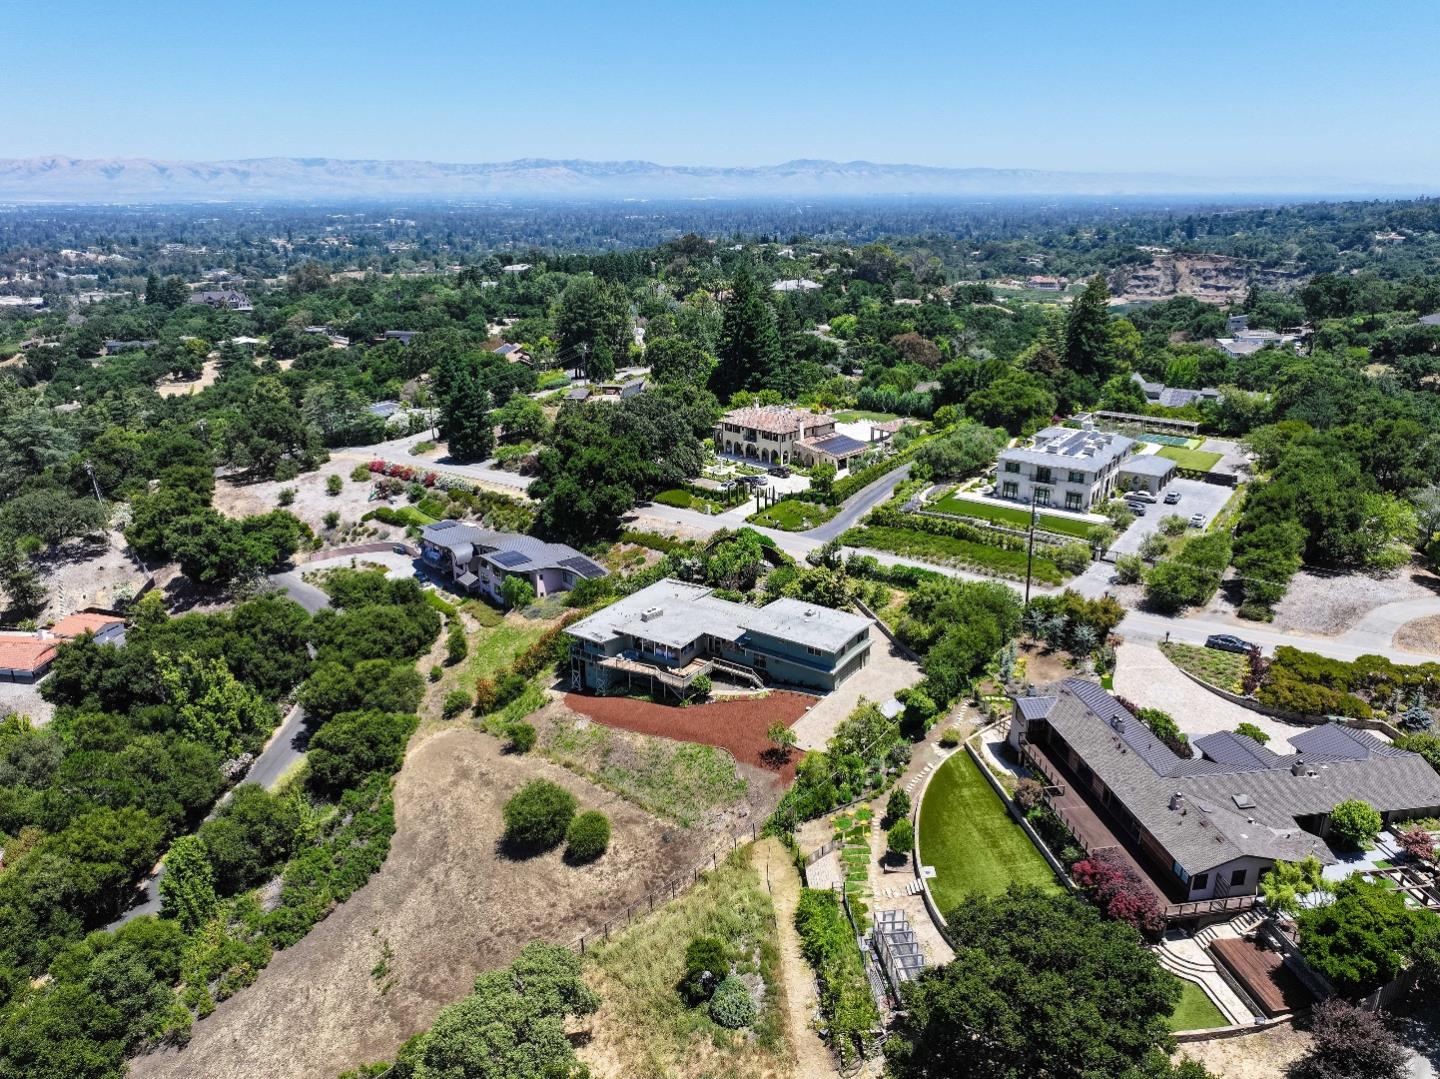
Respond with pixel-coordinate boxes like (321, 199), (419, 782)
(419, 521), (607, 604)
(566, 578), (872, 697)
(994, 422), (1136, 512)
(714, 405), (839, 466)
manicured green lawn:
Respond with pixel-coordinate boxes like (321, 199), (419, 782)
(1168, 978), (1228, 1031)
(929, 493), (1096, 538)
(1157, 445), (1223, 471)
(918, 750), (1059, 914)
(653, 488), (725, 514)
(832, 409), (900, 423)
(747, 499), (837, 531)
(842, 525), (1064, 583)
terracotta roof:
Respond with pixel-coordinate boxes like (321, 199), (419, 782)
(51, 613), (124, 638)
(0, 635), (57, 673)
(719, 405), (834, 436)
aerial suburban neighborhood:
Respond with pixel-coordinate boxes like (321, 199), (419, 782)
(3, 7), (1440, 1079)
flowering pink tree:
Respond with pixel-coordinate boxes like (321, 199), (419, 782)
(1397, 824), (1437, 863)
(1072, 850), (1165, 936)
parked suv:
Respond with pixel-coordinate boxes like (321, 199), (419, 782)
(1126, 489), (1157, 504)
(768, 464), (791, 478)
(1163, 490), (1181, 504)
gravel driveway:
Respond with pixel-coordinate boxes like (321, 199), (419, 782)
(1112, 640), (1305, 746)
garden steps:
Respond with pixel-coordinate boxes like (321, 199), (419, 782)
(1194, 908), (1263, 948)
(1154, 938), (1256, 1027)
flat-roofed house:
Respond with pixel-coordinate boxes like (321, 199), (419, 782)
(1010, 678), (1440, 909)
(419, 521), (607, 603)
(994, 421), (1135, 512)
(566, 578), (872, 696)
(714, 405), (837, 466)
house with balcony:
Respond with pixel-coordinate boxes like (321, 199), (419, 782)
(993, 422), (1135, 512)
(566, 578), (872, 697)
(1009, 678), (1440, 917)
(714, 405), (840, 466)
(419, 521), (607, 604)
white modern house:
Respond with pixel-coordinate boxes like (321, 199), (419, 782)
(994, 423), (1136, 512)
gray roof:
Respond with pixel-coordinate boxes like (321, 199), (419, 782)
(1420, 313), (1440, 326)
(1130, 372), (1220, 408)
(1032, 679), (1440, 875)
(1117, 453), (1177, 477)
(368, 400), (401, 418)
(566, 577), (870, 654)
(1001, 427), (1136, 473)
(420, 521), (607, 580)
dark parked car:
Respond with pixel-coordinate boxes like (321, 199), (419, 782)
(768, 464), (791, 478)
(1206, 633), (1257, 655)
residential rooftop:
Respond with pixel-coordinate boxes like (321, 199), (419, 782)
(719, 404), (834, 436)
(419, 521), (606, 580)
(1000, 425), (1135, 471)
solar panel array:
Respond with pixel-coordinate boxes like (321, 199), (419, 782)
(491, 549), (530, 568)
(560, 555), (607, 580)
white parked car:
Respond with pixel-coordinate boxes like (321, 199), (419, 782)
(1126, 489), (1157, 504)
(1188, 513), (1205, 528)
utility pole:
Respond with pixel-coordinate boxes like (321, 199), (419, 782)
(1024, 490), (1039, 605)
(83, 460), (103, 502)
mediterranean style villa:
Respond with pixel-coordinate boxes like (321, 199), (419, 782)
(994, 421), (1176, 510)
(714, 405), (870, 470)
(419, 521), (608, 604)
(566, 578), (872, 697)
(1010, 678), (1440, 911)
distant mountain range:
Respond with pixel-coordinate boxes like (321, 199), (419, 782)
(0, 156), (1425, 202)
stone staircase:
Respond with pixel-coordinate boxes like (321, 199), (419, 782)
(1153, 936), (1257, 1027)
(1194, 908), (1264, 948)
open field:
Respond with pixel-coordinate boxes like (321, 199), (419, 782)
(214, 467), (400, 540)
(580, 845), (791, 1079)
(456, 608), (555, 692)
(917, 749), (1059, 914)
(929, 491), (1097, 538)
(747, 499), (836, 531)
(129, 727), (709, 1079)
(563, 690), (814, 782)
(1168, 979), (1228, 1031)
(1157, 445), (1223, 471)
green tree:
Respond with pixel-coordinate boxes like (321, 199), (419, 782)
(564, 810), (610, 863)
(887, 818), (915, 860)
(1259, 857), (1330, 918)
(808, 460), (837, 500)
(1235, 721), (1270, 745)
(1297, 875), (1440, 995)
(492, 394), (548, 442)
(645, 336), (715, 386)
(555, 275), (630, 382)
(442, 362), (494, 462)
(156, 652), (276, 757)
(886, 887), (1180, 1079)
(158, 834), (218, 932)
(964, 369), (1056, 435)
(1291, 998), (1408, 1079)
(402, 942), (599, 1079)
(1328, 799), (1383, 850)
(500, 574), (536, 610)
(306, 710), (417, 796)
(445, 623), (468, 665)
(1064, 276), (1116, 379)
(911, 421), (1008, 480)
(712, 263), (782, 400)
(502, 780), (577, 853)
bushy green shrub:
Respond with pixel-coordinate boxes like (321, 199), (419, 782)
(939, 728), (961, 748)
(1114, 553), (1145, 584)
(503, 780), (577, 852)
(506, 721), (537, 754)
(442, 689), (470, 719)
(326, 474), (343, 496)
(350, 464), (372, 482)
(445, 623), (468, 665)
(1052, 542), (1092, 575)
(886, 819), (914, 859)
(682, 936), (728, 1004)
(564, 810), (610, 863)
(690, 674), (712, 699)
(884, 788), (911, 827)
(793, 889), (879, 1063)
(708, 975), (756, 1029)
(1328, 799), (1383, 850)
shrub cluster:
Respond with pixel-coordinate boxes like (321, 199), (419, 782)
(793, 889), (880, 1063)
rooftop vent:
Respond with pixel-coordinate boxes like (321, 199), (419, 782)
(640, 607), (663, 622)
(1110, 712), (1126, 733)
(1291, 758), (1311, 777)
(1169, 792), (1185, 811)
(1232, 794), (1256, 810)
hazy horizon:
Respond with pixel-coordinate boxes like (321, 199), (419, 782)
(7, 1), (1440, 187)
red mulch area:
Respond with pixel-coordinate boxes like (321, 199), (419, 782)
(562, 690), (816, 781)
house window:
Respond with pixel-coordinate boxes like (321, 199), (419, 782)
(1003, 461), (1020, 474)
(1230, 868), (1247, 887)
(1034, 467), (1053, 485)
(1001, 481), (1018, 499)
(1033, 488), (1051, 507)
(1068, 470), (1085, 484)
(1190, 873), (1209, 892)
(1065, 491), (1083, 511)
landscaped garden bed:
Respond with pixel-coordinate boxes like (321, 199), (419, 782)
(746, 499), (836, 531)
(917, 749), (1059, 913)
(843, 524), (1065, 583)
(929, 491), (1097, 538)
(1158, 641), (1248, 694)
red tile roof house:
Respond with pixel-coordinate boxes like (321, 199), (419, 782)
(0, 612), (126, 683)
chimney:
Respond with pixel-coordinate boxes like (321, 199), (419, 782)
(1111, 712), (1126, 733)
(1169, 792), (1185, 811)
(1291, 758), (1308, 777)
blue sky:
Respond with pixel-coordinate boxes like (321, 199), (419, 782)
(4, 0), (1438, 182)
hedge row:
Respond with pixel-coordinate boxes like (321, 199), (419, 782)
(865, 503), (1064, 557)
(793, 889), (881, 1064)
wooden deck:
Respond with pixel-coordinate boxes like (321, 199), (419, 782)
(1210, 937), (1313, 1018)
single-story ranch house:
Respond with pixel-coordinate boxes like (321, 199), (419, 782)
(1010, 678), (1440, 906)
(566, 578), (872, 696)
(714, 405), (869, 470)
(419, 521), (607, 604)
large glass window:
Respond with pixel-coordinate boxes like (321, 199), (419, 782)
(1034, 488), (1051, 506)
(1001, 481), (1018, 499)
(1065, 491), (1083, 510)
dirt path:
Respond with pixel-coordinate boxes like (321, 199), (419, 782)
(130, 727), (709, 1079)
(756, 837), (837, 1079)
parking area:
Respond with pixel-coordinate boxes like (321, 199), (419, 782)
(1109, 478), (1234, 557)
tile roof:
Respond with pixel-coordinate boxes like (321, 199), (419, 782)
(0, 635), (57, 673)
(50, 613), (124, 638)
(719, 405), (834, 436)
(1030, 679), (1440, 875)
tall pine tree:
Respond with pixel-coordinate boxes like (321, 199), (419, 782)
(712, 263), (783, 401)
(1063, 275), (1114, 378)
(443, 362), (494, 462)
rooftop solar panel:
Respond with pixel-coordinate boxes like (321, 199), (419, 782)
(491, 549), (530, 568)
(560, 555), (607, 579)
